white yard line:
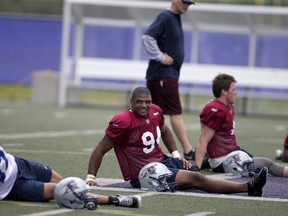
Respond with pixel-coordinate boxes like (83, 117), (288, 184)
(20, 209), (74, 216)
(0, 129), (104, 140)
(185, 212), (215, 216)
(93, 178), (288, 203)
(0, 122), (200, 140)
(6, 177), (288, 216)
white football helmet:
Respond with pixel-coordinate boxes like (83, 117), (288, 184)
(222, 150), (254, 177)
(54, 177), (97, 210)
(138, 162), (177, 192)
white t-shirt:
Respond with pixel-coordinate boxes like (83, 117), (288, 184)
(0, 146), (18, 199)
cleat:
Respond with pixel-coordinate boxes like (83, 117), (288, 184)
(248, 167), (268, 197)
(184, 149), (196, 161)
(184, 149), (211, 170)
(113, 195), (141, 208)
(201, 155), (211, 170)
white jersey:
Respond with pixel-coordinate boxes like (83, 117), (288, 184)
(0, 146), (18, 199)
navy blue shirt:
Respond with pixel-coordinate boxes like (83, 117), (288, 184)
(144, 10), (184, 80)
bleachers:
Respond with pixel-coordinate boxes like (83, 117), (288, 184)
(58, 1), (288, 115)
(67, 58), (288, 115)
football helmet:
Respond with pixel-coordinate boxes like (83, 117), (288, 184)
(54, 177), (97, 210)
(222, 150), (254, 177)
(138, 162), (177, 192)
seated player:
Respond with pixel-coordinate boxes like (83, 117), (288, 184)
(86, 87), (268, 197)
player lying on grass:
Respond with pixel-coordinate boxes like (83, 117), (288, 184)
(86, 87), (268, 197)
(194, 73), (288, 177)
(0, 145), (140, 209)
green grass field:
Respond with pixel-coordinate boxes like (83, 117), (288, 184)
(0, 101), (288, 216)
(0, 86), (288, 216)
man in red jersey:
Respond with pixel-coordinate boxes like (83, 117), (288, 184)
(194, 73), (288, 177)
(86, 86), (268, 196)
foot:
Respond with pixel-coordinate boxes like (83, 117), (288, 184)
(113, 195), (141, 208)
(184, 149), (195, 161)
(247, 167), (268, 196)
(184, 149), (211, 170)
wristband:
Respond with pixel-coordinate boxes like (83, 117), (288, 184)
(86, 174), (96, 182)
(171, 150), (180, 158)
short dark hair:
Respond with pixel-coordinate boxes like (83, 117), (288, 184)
(131, 87), (151, 100)
(212, 73), (237, 98)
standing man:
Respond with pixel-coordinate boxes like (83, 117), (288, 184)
(142, 0), (204, 165)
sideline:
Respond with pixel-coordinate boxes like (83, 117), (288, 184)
(20, 209), (73, 216)
(0, 129), (104, 140)
(93, 178), (288, 203)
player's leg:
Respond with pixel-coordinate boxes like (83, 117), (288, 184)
(44, 182), (57, 201)
(170, 114), (193, 155)
(87, 193), (141, 208)
(175, 170), (245, 193)
(175, 167), (267, 196)
(50, 170), (63, 183)
(20, 160), (63, 201)
(253, 157), (288, 177)
(158, 77), (193, 155)
(39, 169), (62, 201)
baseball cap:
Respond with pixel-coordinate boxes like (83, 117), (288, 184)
(182, 0), (195, 5)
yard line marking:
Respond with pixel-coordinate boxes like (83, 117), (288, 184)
(95, 185), (288, 202)
(92, 178), (288, 203)
(92, 209), (152, 216)
(20, 209), (149, 216)
(0, 129), (104, 140)
(185, 212), (215, 216)
(0, 123), (200, 140)
(0, 200), (51, 208)
(0, 108), (14, 115)
(20, 209), (74, 216)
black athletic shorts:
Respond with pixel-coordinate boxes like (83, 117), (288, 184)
(4, 157), (52, 202)
(147, 77), (182, 115)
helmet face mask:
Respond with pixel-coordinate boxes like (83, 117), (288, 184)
(54, 177), (97, 210)
(138, 162), (177, 192)
(223, 150), (254, 177)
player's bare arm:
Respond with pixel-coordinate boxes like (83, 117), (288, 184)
(195, 123), (215, 169)
(86, 135), (114, 186)
(161, 124), (191, 169)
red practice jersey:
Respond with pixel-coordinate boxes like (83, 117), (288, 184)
(200, 99), (238, 158)
(105, 104), (166, 181)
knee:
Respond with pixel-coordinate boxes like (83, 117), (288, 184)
(253, 157), (273, 168)
(254, 157), (284, 177)
(51, 170), (63, 183)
